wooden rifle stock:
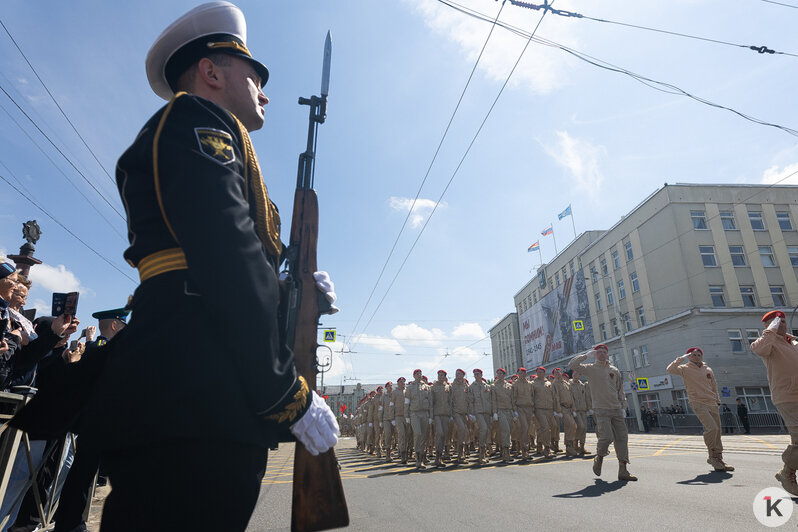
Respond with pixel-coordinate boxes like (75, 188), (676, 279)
(288, 188), (349, 532)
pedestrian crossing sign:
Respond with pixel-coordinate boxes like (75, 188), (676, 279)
(573, 320), (584, 331)
(323, 330), (336, 342)
(636, 377), (649, 391)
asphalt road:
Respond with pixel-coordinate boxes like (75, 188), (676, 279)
(247, 433), (791, 532)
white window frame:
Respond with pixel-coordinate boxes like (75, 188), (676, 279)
(740, 286), (757, 307)
(699, 245), (717, 267)
(625, 241), (634, 261)
(631, 272), (640, 292)
(600, 323), (607, 341)
(709, 285), (726, 307)
(691, 210), (708, 230)
(777, 212), (793, 231)
(641, 345), (649, 366)
(759, 246), (776, 267)
(637, 306), (646, 326)
(729, 245), (746, 267)
(720, 211), (736, 230)
(749, 211), (766, 231)
(612, 250), (620, 269)
(788, 246), (798, 267)
(595, 292), (603, 311)
(606, 286), (614, 306)
(601, 258), (608, 275)
(746, 328), (760, 348)
(618, 280), (626, 300)
(728, 329), (744, 353)
(771, 285), (787, 306)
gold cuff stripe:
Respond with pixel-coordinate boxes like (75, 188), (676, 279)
(137, 247), (188, 282)
(206, 41), (252, 58)
(265, 376), (310, 424)
(153, 92), (187, 246)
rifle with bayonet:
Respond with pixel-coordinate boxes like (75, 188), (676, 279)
(283, 31), (349, 532)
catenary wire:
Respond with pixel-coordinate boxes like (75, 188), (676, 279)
(345, 0), (509, 351)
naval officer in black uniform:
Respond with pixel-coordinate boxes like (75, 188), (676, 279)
(81, 3), (339, 530)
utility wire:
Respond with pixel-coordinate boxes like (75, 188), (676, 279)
(0, 83), (126, 218)
(760, 0), (798, 8)
(345, 0), (509, 349)
(436, 0), (798, 137)
(0, 19), (117, 185)
(0, 170), (136, 284)
(351, 3), (553, 350)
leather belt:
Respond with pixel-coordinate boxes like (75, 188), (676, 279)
(137, 247), (188, 282)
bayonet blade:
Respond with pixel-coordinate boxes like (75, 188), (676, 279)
(320, 31), (332, 97)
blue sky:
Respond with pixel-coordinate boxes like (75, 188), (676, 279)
(1, 0), (797, 384)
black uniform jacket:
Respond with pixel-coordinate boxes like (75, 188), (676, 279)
(23, 94), (308, 450)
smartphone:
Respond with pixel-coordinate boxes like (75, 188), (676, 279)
(69, 340), (79, 351)
(79, 328), (87, 339)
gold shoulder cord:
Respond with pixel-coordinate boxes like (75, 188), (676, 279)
(152, 91), (187, 244)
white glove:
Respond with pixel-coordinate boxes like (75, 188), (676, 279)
(389, 402), (394, 407)
(768, 316), (782, 332)
(313, 271), (337, 304)
(554, 412), (562, 418)
(449, 416), (453, 421)
(378, 406), (383, 411)
(513, 411), (519, 417)
(369, 423), (373, 427)
(572, 412), (577, 417)
(493, 413), (498, 421)
(391, 420), (396, 426)
(619, 409), (626, 418)
(468, 414), (476, 421)
(587, 409), (594, 415)
(289, 392), (339, 456)
(404, 398), (410, 405)
(428, 418), (434, 425)
(405, 417), (410, 424)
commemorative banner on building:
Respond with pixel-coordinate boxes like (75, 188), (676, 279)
(519, 270), (594, 367)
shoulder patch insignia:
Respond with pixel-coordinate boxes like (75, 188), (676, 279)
(195, 128), (235, 165)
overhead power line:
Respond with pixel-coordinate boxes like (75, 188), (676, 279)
(760, 0), (798, 9)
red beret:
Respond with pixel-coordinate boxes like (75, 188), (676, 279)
(397, 377), (406, 382)
(554, 367), (562, 372)
(473, 368), (483, 374)
(518, 367), (527, 372)
(594, 344), (609, 351)
(762, 310), (786, 323)
(547, 375), (555, 379)
(438, 370), (447, 375)
(385, 381), (392, 387)
(536, 366), (546, 372)
(369, 391), (376, 396)
(685, 347), (703, 355)
(456, 368), (465, 375)
(413, 369), (422, 375)
(496, 368), (506, 374)
(376, 386), (383, 391)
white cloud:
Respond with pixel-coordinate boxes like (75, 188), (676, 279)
(391, 323), (446, 346)
(406, 0), (578, 94)
(542, 131), (606, 195)
(388, 197), (442, 228)
(762, 162), (798, 185)
(27, 263), (87, 294)
(30, 298), (51, 317)
(451, 322), (485, 339)
(351, 333), (405, 353)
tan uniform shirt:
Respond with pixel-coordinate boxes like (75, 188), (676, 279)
(511, 378), (533, 407)
(450, 380), (469, 415)
(666, 357), (719, 406)
(432, 381), (452, 416)
(571, 379), (589, 411)
(392, 388), (406, 417)
(751, 330), (798, 405)
(569, 354), (625, 410)
(406, 380), (433, 416)
(553, 379), (574, 409)
(492, 379), (513, 412)
(381, 390), (395, 420)
(468, 379), (492, 414)
(531, 378), (555, 409)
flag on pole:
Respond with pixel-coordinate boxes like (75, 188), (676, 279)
(541, 225), (553, 236)
(527, 241), (540, 252)
(558, 204), (572, 220)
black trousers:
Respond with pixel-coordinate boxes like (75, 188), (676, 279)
(54, 435), (101, 531)
(100, 439), (267, 532)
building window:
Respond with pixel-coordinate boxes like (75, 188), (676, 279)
(639, 393), (661, 411)
(749, 211), (765, 231)
(609, 354), (619, 368)
(759, 246), (776, 267)
(641, 345), (649, 366)
(631, 272), (639, 292)
(788, 247), (798, 267)
(612, 250), (620, 269)
(591, 266), (598, 282)
(637, 307), (647, 326)
(777, 212), (793, 231)
(618, 280), (626, 299)
(673, 389), (691, 413)
(691, 210), (708, 230)
(533, 292), (538, 303)
(562, 267), (568, 280)
(570, 261), (575, 275)
(720, 211), (736, 230)
(624, 241), (633, 262)
(746, 329), (760, 347)
(595, 292), (603, 311)
(601, 258), (608, 275)
(735, 386), (775, 413)
(728, 329), (744, 352)
(555, 272), (560, 286)
(771, 285), (787, 306)
(623, 312), (632, 332)
(600, 323), (607, 341)
(709, 285), (726, 307)
(606, 287), (614, 306)
(699, 245), (717, 267)
(740, 286), (757, 307)
(633, 348), (641, 369)
(729, 245), (746, 266)
(611, 318), (619, 336)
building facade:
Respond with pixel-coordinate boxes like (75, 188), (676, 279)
(491, 184), (798, 415)
(489, 312), (523, 376)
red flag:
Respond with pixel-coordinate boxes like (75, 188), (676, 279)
(340, 404), (347, 413)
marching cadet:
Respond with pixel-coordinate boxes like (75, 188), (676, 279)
(570, 344), (637, 481)
(511, 367), (535, 461)
(373, 386), (385, 458)
(432, 370), (452, 467)
(666, 347), (733, 472)
(381, 382), (395, 462)
(468, 369), (492, 465)
(570, 370), (591, 455)
(553, 368), (578, 457)
(491, 368), (515, 463)
(450, 369), (470, 464)
(531, 367), (555, 458)
(393, 377), (410, 464)
(407, 369), (433, 470)
(365, 390), (378, 454)
(751, 311), (798, 495)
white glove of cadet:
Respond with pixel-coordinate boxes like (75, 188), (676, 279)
(289, 392), (339, 456)
(767, 316), (782, 332)
(368, 423), (373, 427)
(404, 398), (410, 405)
(468, 414), (476, 421)
(389, 402), (394, 407)
(587, 409), (594, 415)
(573, 412), (578, 417)
(391, 420), (396, 426)
(428, 418), (434, 425)
(513, 411), (519, 417)
(405, 417), (410, 424)
(554, 412), (562, 418)
(493, 413), (499, 421)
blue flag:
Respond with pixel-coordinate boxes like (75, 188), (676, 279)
(558, 204), (572, 220)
